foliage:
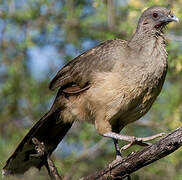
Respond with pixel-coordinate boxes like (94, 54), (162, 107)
(0, 0), (182, 179)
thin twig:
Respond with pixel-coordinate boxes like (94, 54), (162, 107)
(32, 137), (62, 180)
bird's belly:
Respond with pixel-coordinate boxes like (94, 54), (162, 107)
(118, 88), (159, 125)
(111, 74), (166, 127)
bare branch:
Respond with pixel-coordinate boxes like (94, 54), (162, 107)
(80, 127), (182, 180)
(32, 138), (62, 180)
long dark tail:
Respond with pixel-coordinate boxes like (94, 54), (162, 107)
(2, 107), (73, 176)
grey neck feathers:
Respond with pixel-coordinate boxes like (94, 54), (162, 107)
(128, 26), (168, 68)
(128, 27), (166, 53)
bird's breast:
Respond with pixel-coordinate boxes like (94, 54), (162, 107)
(115, 51), (168, 125)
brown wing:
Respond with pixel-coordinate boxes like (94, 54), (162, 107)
(49, 39), (126, 93)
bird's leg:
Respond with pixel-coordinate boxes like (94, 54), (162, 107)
(110, 139), (132, 180)
(104, 132), (165, 150)
(109, 139), (122, 170)
(113, 139), (122, 160)
(109, 139), (123, 167)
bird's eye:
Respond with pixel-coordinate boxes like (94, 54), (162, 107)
(153, 13), (159, 18)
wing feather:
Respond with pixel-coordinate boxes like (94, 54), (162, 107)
(49, 39), (126, 94)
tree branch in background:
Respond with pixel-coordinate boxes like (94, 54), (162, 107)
(107, 0), (116, 31)
(80, 127), (182, 180)
(64, 138), (107, 180)
(31, 138), (62, 180)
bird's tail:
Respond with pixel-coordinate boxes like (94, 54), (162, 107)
(2, 106), (73, 176)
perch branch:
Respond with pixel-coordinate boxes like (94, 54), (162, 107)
(80, 127), (182, 180)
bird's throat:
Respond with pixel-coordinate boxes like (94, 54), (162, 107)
(128, 29), (166, 57)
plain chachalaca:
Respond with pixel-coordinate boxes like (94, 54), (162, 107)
(2, 6), (179, 177)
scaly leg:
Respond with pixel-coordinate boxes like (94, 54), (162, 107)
(113, 138), (122, 159)
(110, 138), (131, 180)
(109, 139), (122, 168)
(109, 139), (123, 165)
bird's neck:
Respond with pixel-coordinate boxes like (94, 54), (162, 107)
(128, 29), (166, 55)
(127, 29), (168, 74)
(126, 29), (168, 90)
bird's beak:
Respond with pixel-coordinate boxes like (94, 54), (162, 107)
(160, 14), (179, 24)
(166, 14), (179, 23)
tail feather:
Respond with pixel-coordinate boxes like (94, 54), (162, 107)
(2, 108), (73, 176)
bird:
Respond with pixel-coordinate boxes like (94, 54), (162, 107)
(2, 6), (179, 177)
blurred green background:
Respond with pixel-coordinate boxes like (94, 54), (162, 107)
(0, 0), (182, 179)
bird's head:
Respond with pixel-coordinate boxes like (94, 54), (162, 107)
(137, 6), (179, 33)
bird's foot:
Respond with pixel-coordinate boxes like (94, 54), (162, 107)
(121, 132), (165, 151)
(104, 132), (165, 151)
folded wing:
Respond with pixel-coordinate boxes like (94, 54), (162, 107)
(49, 39), (126, 93)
